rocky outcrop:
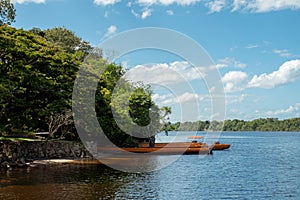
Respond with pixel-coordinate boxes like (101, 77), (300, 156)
(0, 140), (92, 168)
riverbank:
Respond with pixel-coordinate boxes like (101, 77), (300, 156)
(0, 140), (93, 168)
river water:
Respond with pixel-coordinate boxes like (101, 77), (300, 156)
(0, 131), (299, 200)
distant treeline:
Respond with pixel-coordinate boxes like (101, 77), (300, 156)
(166, 118), (300, 132)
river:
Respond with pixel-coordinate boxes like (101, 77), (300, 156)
(0, 131), (299, 200)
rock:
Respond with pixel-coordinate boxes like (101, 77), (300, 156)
(15, 158), (26, 167)
(1, 161), (10, 168)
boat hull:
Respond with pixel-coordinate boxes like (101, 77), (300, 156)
(98, 146), (213, 155)
(139, 142), (230, 150)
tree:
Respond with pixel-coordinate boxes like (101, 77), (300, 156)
(74, 56), (164, 147)
(160, 106), (172, 135)
(128, 87), (163, 147)
(0, 0), (16, 25)
(0, 25), (80, 135)
(43, 27), (92, 55)
(1, 25), (172, 145)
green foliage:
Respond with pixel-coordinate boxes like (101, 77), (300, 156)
(93, 61), (161, 146)
(42, 27), (92, 54)
(0, 25), (167, 146)
(0, 0), (16, 25)
(75, 55), (165, 146)
(129, 87), (153, 126)
(167, 118), (300, 132)
(0, 25), (80, 134)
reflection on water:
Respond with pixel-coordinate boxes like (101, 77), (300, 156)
(1, 132), (299, 200)
(0, 165), (128, 200)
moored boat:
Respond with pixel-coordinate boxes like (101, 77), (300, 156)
(98, 146), (213, 155)
(138, 141), (230, 150)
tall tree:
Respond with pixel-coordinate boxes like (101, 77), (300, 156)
(43, 27), (92, 55)
(0, 0), (16, 25)
(0, 25), (80, 135)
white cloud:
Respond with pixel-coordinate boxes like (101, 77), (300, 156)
(12, 0), (45, 3)
(131, 9), (139, 18)
(216, 57), (247, 69)
(152, 93), (173, 105)
(221, 71), (248, 93)
(137, 0), (200, 6)
(232, 0), (247, 11)
(177, 92), (204, 103)
(220, 60), (300, 93)
(127, 2), (132, 7)
(274, 49), (291, 57)
(226, 94), (248, 105)
(125, 61), (206, 85)
(266, 103), (300, 116)
(141, 8), (153, 19)
(152, 92), (205, 105)
(246, 44), (259, 49)
(94, 0), (121, 6)
(104, 25), (117, 38)
(248, 60), (300, 89)
(232, 0), (300, 12)
(206, 0), (227, 13)
(166, 10), (174, 15)
(93, 0), (300, 14)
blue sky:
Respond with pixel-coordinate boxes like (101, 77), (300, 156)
(12, 0), (300, 122)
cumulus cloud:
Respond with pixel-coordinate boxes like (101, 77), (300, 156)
(94, 0), (121, 6)
(274, 49), (291, 57)
(93, 0), (300, 14)
(220, 60), (300, 93)
(152, 92), (205, 105)
(232, 0), (300, 12)
(12, 0), (45, 3)
(95, 0), (200, 6)
(216, 57), (247, 69)
(206, 0), (227, 13)
(221, 71), (249, 92)
(246, 44), (259, 49)
(137, 0), (200, 6)
(131, 9), (139, 17)
(266, 103), (300, 116)
(166, 10), (174, 15)
(125, 61), (206, 85)
(248, 60), (300, 89)
(177, 92), (204, 103)
(104, 25), (117, 38)
(141, 8), (153, 19)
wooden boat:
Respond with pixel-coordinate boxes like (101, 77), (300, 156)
(211, 142), (231, 150)
(98, 146), (213, 155)
(97, 136), (229, 155)
(138, 142), (230, 150)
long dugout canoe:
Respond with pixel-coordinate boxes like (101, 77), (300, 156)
(139, 142), (231, 150)
(98, 146), (213, 155)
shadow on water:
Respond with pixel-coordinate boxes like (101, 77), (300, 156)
(0, 164), (132, 200)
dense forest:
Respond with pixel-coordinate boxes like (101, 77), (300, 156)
(167, 118), (300, 132)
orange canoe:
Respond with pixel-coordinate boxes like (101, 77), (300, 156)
(188, 136), (204, 139)
(98, 146), (213, 155)
(139, 142), (230, 150)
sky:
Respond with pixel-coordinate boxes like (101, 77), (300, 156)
(12, 0), (300, 122)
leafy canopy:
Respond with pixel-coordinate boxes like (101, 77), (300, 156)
(0, 0), (16, 25)
(0, 25), (81, 134)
